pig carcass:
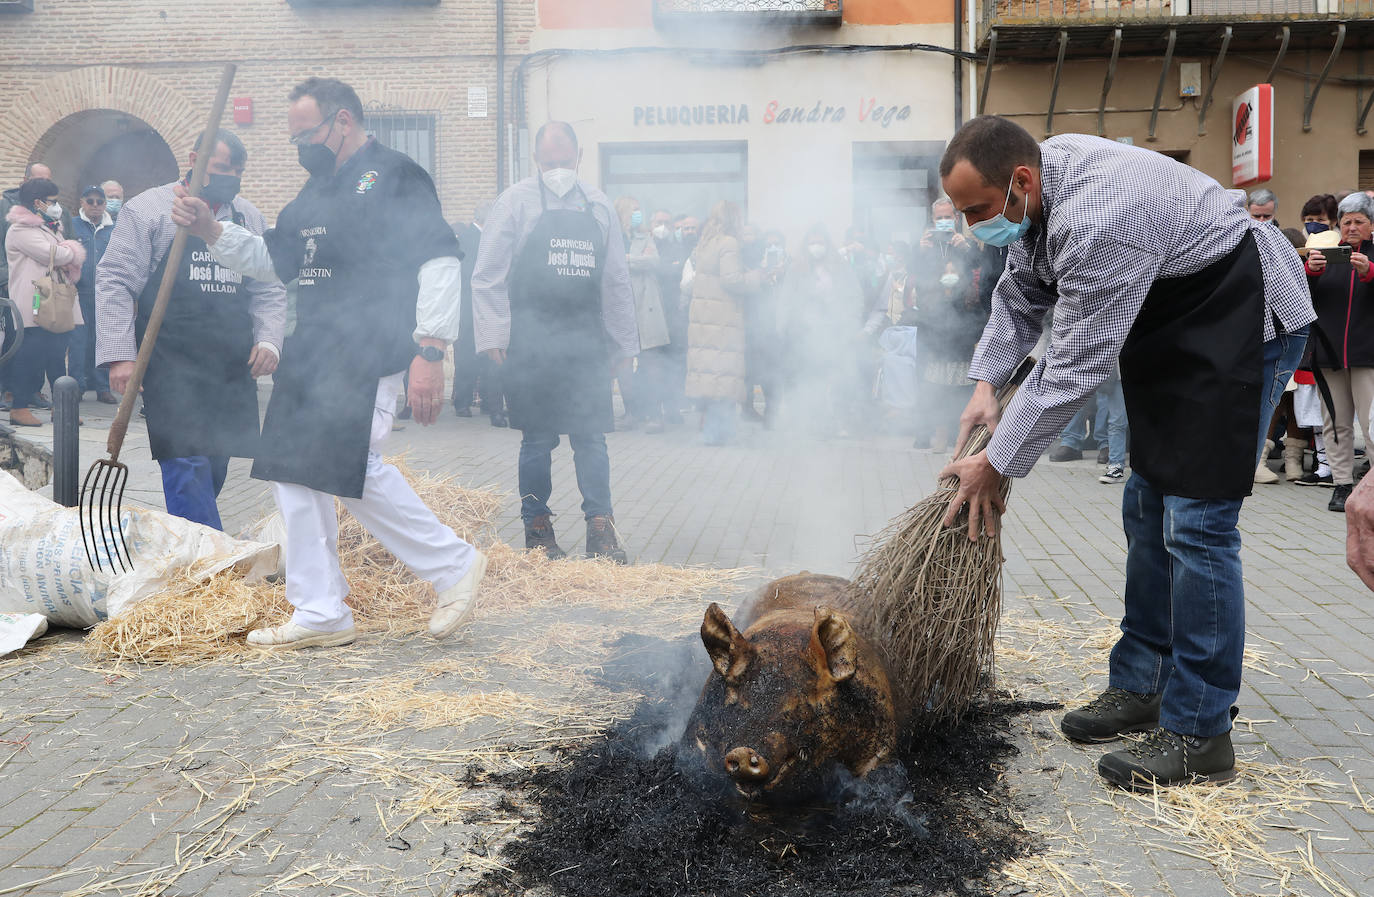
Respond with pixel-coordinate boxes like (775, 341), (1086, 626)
(682, 572), (898, 802)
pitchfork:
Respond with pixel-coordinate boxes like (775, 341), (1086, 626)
(80, 63), (237, 573)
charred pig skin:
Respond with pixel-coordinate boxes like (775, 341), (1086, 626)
(684, 573), (898, 802)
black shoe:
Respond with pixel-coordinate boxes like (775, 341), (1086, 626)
(524, 514), (566, 559)
(1329, 483), (1353, 512)
(1060, 686), (1161, 743)
(397, 404), (412, 421)
(454, 404), (473, 417)
(1098, 726), (1237, 791)
(489, 412), (508, 428)
(586, 515), (627, 564)
(1096, 445), (1110, 465)
(1049, 444), (1083, 462)
(1296, 471), (1333, 487)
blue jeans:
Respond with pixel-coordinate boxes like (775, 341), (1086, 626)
(1098, 374), (1129, 467)
(518, 431), (613, 522)
(1110, 326), (1307, 737)
(702, 399), (737, 446)
(1059, 400), (1103, 451)
(159, 456), (230, 530)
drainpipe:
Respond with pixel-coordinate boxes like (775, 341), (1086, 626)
(954, 0), (964, 128)
(496, 0), (506, 192)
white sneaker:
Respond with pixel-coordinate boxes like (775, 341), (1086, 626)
(247, 621), (356, 649)
(429, 550), (487, 639)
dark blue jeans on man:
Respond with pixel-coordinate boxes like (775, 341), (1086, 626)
(71, 293), (110, 394)
(1110, 325), (1308, 738)
(517, 432), (612, 522)
(159, 455), (231, 531)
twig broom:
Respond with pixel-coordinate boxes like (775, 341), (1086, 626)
(850, 356), (1037, 723)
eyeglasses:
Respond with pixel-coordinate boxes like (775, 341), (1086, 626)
(83, 198), (106, 206)
(289, 111), (339, 147)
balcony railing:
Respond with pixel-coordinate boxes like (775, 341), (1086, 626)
(654, 0), (843, 26)
(984, 0), (1367, 24)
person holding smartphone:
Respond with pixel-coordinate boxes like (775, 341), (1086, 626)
(1303, 192), (1374, 512)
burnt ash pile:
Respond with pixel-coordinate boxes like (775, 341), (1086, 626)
(471, 635), (1060, 897)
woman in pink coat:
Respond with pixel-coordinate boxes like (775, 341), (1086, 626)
(4, 178), (85, 426)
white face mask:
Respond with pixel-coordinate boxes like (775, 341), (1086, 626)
(939, 272), (961, 288)
(43, 201), (63, 221)
(541, 168), (577, 198)
(808, 244), (827, 260)
(652, 224), (669, 240)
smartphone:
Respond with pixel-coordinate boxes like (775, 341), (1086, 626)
(1321, 244), (1353, 265)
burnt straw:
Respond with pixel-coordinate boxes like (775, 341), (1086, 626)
(471, 694), (1059, 897)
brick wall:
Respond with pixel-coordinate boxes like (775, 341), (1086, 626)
(0, 0), (536, 221)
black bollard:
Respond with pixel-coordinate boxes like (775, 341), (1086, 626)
(52, 375), (80, 507)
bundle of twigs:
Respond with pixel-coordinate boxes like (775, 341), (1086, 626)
(850, 357), (1035, 723)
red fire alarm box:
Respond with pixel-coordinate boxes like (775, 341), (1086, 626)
(233, 97), (253, 126)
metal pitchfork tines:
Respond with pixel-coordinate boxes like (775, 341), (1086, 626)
(81, 454), (132, 573)
(77, 61), (238, 573)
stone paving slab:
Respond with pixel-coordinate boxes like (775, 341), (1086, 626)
(2, 394), (1372, 895)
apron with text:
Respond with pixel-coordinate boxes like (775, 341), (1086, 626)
(136, 228), (258, 462)
(1118, 230), (1265, 500)
(504, 186), (611, 434)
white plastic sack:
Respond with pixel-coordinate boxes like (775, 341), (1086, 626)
(1293, 383), (1324, 430)
(0, 472), (280, 629)
(0, 612), (48, 657)
(879, 326), (919, 410)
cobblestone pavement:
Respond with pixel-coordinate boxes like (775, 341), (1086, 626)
(2, 390), (1372, 896)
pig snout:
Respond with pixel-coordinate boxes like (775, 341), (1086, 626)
(724, 747), (770, 783)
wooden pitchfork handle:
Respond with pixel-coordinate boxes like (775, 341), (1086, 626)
(105, 62), (237, 463)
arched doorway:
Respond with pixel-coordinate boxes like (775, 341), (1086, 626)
(31, 109), (178, 206)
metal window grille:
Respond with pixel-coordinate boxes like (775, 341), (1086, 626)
(365, 109), (439, 187)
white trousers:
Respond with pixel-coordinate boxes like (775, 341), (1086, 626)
(271, 373), (476, 632)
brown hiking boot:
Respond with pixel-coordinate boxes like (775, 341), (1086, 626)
(586, 516), (627, 564)
(524, 514), (566, 559)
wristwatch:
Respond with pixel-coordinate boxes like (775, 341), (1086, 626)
(416, 344), (445, 363)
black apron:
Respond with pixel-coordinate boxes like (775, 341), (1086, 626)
(251, 141), (454, 499)
(504, 185), (611, 434)
(1118, 231), (1265, 499)
(136, 224), (258, 462)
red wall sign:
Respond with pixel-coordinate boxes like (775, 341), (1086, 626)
(1232, 84), (1273, 188)
(233, 97), (254, 126)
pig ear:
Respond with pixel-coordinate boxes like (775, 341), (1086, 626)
(701, 602), (754, 683)
(811, 607), (858, 683)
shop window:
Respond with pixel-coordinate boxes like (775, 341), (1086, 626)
(366, 110), (438, 185)
(600, 141), (748, 221)
(1360, 150), (1374, 192)
(852, 141), (946, 248)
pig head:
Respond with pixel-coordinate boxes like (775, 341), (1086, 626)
(683, 574), (898, 802)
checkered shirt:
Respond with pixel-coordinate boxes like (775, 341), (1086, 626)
(968, 133), (1316, 478)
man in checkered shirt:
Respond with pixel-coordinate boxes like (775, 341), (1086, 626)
(937, 116), (1314, 791)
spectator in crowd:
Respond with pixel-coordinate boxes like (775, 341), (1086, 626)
(1303, 191), (1374, 512)
(907, 250), (985, 453)
(70, 185), (117, 404)
(615, 195), (670, 432)
(1095, 365), (1129, 484)
(865, 240), (911, 335)
(913, 197), (974, 288)
(1301, 194), (1337, 235)
(651, 207), (688, 428)
(841, 224), (886, 312)
(472, 121), (638, 562)
(782, 223), (865, 436)
(685, 200), (760, 446)
(101, 180), (125, 220)
(100, 130), (286, 530)
(751, 229), (789, 428)
(1247, 188), (1278, 224)
(0, 163), (55, 409)
(677, 215), (700, 256)
(737, 222), (766, 422)
(451, 203), (506, 426)
(4, 177), (85, 427)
